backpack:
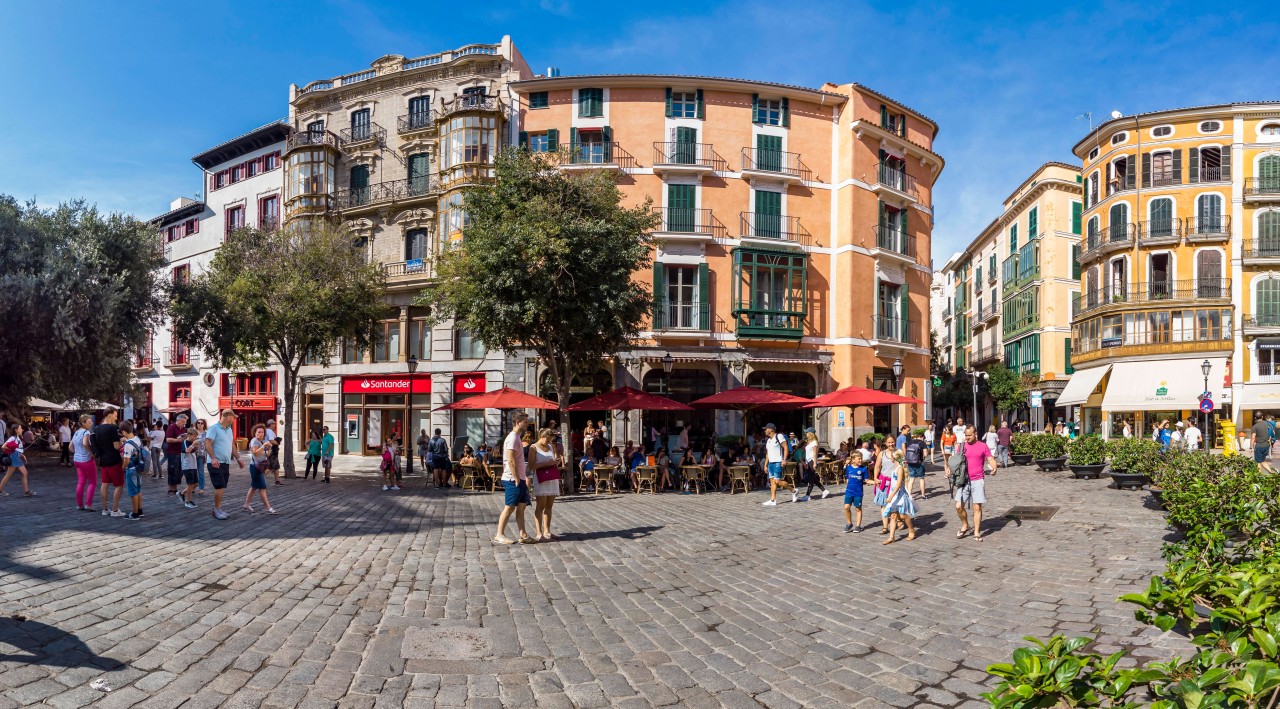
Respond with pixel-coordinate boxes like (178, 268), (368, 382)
(904, 440), (923, 466)
(125, 439), (149, 472)
(773, 434), (790, 462)
(948, 442), (969, 489)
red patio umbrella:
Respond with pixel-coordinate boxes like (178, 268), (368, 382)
(804, 385), (924, 409)
(690, 386), (812, 411)
(434, 386), (558, 411)
(566, 386), (692, 412)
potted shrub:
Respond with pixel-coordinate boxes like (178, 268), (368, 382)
(1066, 434), (1107, 479)
(1009, 432), (1035, 466)
(1107, 437), (1160, 490)
(1029, 433), (1068, 472)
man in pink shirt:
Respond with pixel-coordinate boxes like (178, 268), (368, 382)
(944, 425), (998, 542)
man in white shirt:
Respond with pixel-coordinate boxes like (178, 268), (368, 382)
(494, 412), (534, 545)
(1184, 420), (1203, 451)
(952, 417), (967, 442)
(761, 423), (798, 507)
(58, 418), (73, 467)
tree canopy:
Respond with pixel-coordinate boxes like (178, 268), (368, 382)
(0, 196), (168, 409)
(987, 363), (1029, 413)
(170, 221), (386, 473)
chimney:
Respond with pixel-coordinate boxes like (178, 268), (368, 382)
(170, 197), (196, 211)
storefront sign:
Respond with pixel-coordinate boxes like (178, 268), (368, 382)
(1030, 390), (1043, 408)
(454, 373), (485, 394)
(218, 395), (277, 411)
(341, 375), (432, 395)
(1102, 337), (1122, 349)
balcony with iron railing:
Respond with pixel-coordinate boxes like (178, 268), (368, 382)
(334, 176), (440, 212)
(562, 141), (636, 170)
(652, 142), (725, 173)
(297, 44), (502, 94)
(939, 332), (952, 347)
(740, 147), (811, 182)
(1072, 278), (1231, 316)
(1147, 169), (1178, 188)
(871, 226), (915, 262)
(976, 301), (1000, 325)
(1106, 171), (1136, 197)
(873, 315), (916, 345)
(1186, 214), (1230, 242)
(383, 258), (432, 280)
(1081, 223), (1135, 259)
(653, 207), (717, 240)
(1197, 166), (1229, 183)
(164, 347), (198, 370)
(652, 300), (711, 333)
(875, 164), (920, 200)
(1003, 312), (1040, 340)
(1244, 239), (1280, 263)
(438, 94), (505, 120)
(740, 212), (809, 246)
(1246, 178), (1280, 201)
(338, 122), (387, 148)
(734, 308), (805, 340)
(942, 304), (953, 320)
(132, 349), (154, 372)
(397, 111), (435, 134)
(1243, 313), (1280, 335)
(1137, 218), (1182, 246)
(286, 130), (341, 152)
(972, 343), (1001, 366)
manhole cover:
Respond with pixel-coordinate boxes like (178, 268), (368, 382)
(1005, 506), (1058, 521)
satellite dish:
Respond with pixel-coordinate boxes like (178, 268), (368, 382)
(1110, 110), (1123, 119)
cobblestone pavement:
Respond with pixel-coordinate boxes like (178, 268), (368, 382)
(0, 456), (1188, 708)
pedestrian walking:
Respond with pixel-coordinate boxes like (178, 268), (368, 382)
(429, 428), (451, 488)
(58, 418), (72, 467)
(194, 419), (209, 494)
(417, 429), (429, 471)
(798, 431), (829, 501)
(941, 427), (956, 458)
(120, 421), (147, 519)
(924, 422), (936, 464)
(1251, 415), (1276, 473)
(92, 409), (126, 516)
(873, 436), (901, 534)
(164, 413), (188, 497)
(380, 437), (399, 491)
(904, 429), (927, 500)
(842, 454), (867, 533)
(493, 412), (535, 545)
(71, 414), (96, 511)
(0, 423), (36, 497)
(204, 409), (244, 520)
(530, 427), (563, 542)
(244, 424), (277, 513)
(147, 421), (165, 478)
(321, 426), (335, 483)
(304, 429), (321, 479)
(983, 425), (999, 455)
(1185, 419), (1203, 451)
(946, 425), (998, 542)
(880, 445), (916, 544)
(179, 428), (200, 508)
(264, 420), (283, 485)
(996, 420), (1013, 468)
(760, 423), (797, 507)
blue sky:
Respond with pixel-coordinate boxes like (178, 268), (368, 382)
(2, 0), (1278, 259)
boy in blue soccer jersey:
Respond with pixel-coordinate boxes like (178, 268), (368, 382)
(843, 451), (868, 533)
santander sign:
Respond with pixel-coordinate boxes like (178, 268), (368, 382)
(342, 376), (428, 395)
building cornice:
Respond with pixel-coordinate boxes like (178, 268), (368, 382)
(1072, 101), (1280, 157)
(511, 73), (847, 105)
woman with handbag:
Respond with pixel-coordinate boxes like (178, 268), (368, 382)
(872, 438), (897, 534)
(0, 423), (35, 497)
(530, 428), (563, 542)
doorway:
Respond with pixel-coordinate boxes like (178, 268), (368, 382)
(363, 408), (404, 455)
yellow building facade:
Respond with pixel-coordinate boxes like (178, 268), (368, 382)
(1061, 103), (1280, 440)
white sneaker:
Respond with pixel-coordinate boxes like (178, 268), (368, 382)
(821, 490), (831, 499)
(382, 485), (389, 491)
(101, 508), (109, 516)
(390, 486), (400, 491)
(109, 509), (126, 517)
(791, 492), (798, 503)
(762, 499), (777, 507)
(796, 495), (810, 502)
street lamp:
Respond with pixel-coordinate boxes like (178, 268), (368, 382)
(971, 370), (989, 430)
(661, 353), (675, 375)
(891, 358), (903, 390)
(406, 354), (418, 478)
(1201, 358), (1212, 448)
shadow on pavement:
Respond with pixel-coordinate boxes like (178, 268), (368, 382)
(0, 616), (124, 669)
(561, 525), (663, 541)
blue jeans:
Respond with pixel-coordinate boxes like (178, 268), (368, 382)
(196, 456), (207, 489)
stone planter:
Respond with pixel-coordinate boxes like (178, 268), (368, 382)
(1010, 454), (1033, 466)
(1033, 457), (1068, 472)
(1069, 463), (1106, 479)
(1109, 470), (1149, 490)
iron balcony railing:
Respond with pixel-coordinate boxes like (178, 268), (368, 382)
(164, 347), (198, 368)
(1073, 278), (1232, 315)
(1083, 223), (1136, 254)
(1106, 172), (1136, 196)
(339, 122), (387, 146)
(1247, 178), (1280, 197)
(652, 300), (710, 331)
(740, 212), (807, 242)
(384, 260), (431, 278)
(1198, 166), (1228, 182)
(286, 130), (340, 151)
(875, 226), (915, 258)
(1148, 170), (1178, 187)
(334, 176), (441, 211)
(438, 95), (503, 120)
(653, 141), (720, 169)
(877, 164), (919, 198)
(1244, 314), (1280, 330)
(132, 350), (153, 369)
(874, 315), (915, 344)
(740, 147), (810, 179)
(977, 301), (999, 322)
(940, 332), (952, 347)
(942, 304), (952, 319)
(564, 141), (635, 168)
(1243, 240), (1280, 258)
(655, 207), (715, 235)
(972, 344), (1001, 365)
(397, 111), (434, 133)
(1138, 218), (1183, 241)
(1187, 214), (1230, 238)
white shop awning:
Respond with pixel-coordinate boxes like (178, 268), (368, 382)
(1238, 383), (1280, 411)
(1055, 365), (1111, 407)
(1101, 357), (1228, 412)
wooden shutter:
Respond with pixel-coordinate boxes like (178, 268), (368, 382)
(409, 153), (429, 181)
(1071, 201), (1082, 235)
(546, 128), (559, 151)
(695, 89), (704, 120)
(1221, 146), (1232, 179)
(1065, 338), (1073, 374)
(1010, 224), (1018, 254)
(900, 281), (910, 339)
(578, 90), (587, 117)
(781, 98), (790, 128)
(1028, 207), (1038, 237)
(880, 105), (888, 127)
(697, 263), (710, 330)
(1172, 149), (1182, 184)
(898, 113), (907, 137)
(653, 263), (666, 302)
(1142, 152), (1152, 187)
(1189, 147), (1199, 184)
(602, 126), (613, 161)
(1071, 245), (1081, 279)
(350, 165), (369, 189)
(518, 131), (529, 149)
(569, 127), (578, 150)
(664, 87), (673, 118)
(751, 94), (760, 124)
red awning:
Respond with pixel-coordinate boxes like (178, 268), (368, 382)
(804, 386), (924, 408)
(689, 386), (812, 411)
(435, 387), (558, 411)
(567, 386), (692, 412)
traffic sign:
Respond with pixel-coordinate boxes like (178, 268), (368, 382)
(1200, 398), (1214, 413)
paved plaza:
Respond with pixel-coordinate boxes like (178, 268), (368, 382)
(1, 457), (1188, 708)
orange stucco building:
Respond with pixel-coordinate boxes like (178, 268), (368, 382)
(513, 75), (943, 441)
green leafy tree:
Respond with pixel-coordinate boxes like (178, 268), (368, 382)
(422, 149), (659, 488)
(0, 196), (167, 408)
(170, 222), (386, 475)
(986, 363), (1027, 414)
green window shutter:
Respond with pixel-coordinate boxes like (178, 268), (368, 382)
(899, 208), (909, 238)
(1009, 224), (1018, 254)
(898, 113), (907, 137)
(667, 184), (695, 232)
(697, 263), (710, 330)
(1071, 201), (1082, 235)
(1076, 174), (1082, 183)
(1142, 152), (1152, 187)
(518, 131), (529, 149)
(880, 104), (888, 128)
(1028, 207), (1038, 237)
(900, 281), (910, 337)
(781, 98), (790, 128)
(1071, 244), (1081, 279)
(569, 127), (578, 150)
(756, 190), (781, 238)
(751, 94), (760, 124)
(1065, 338), (1073, 374)
(695, 89), (705, 120)
(757, 134), (782, 172)
(989, 254), (996, 274)
(350, 165), (369, 189)
(602, 126), (613, 161)
(578, 89), (588, 118)
(653, 263), (666, 300)
(546, 128), (558, 151)
(408, 153), (430, 180)
(1189, 147), (1200, 184)
(877, 201), (886, 230)
(664, 87), (673, 118)
(878, 149), (886, 170)
(1172, 148), (1182, 184)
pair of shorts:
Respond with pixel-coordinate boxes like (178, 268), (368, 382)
(767, 462), (783, 480)
(166, 455), (183, 486)
(248, 464), (268, 490)
(943, 445), (954, 455)
(1256, 445), (1270, 464)
(182, 468), (198, 485)
(207, 462), (230, 490)
(100, 463), (125, 488)
(322, 456), (333, 465)
(907, 464), (926, 478)
(843, 491), (863, 507)
(125, 468), (143, 497)
(954, 478), (987, 505)
(503, 480), (531, 507)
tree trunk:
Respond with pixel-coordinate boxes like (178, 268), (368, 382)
(282, 364), (297, 478)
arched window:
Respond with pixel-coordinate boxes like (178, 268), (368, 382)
(1108, 203), (1129, 242)
(1148, 197), (1174, 237)
(1258, 278), (1280, 326)
(1261, 155), (1280, 192)
(1197, 194), (1223, 233)
(1261, 212), (1280, 255)
(1196, 250), (1223, 297)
